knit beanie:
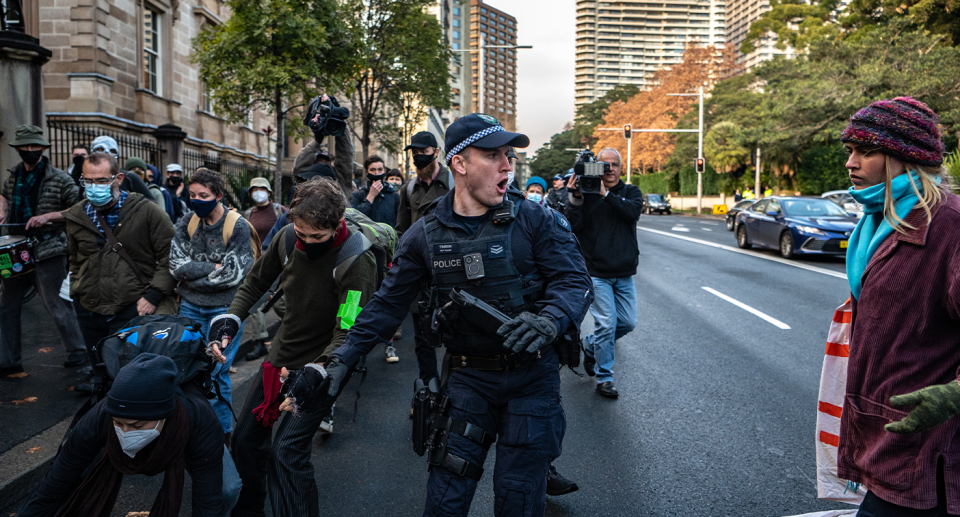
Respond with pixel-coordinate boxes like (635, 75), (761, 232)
(106, 354), (178, 420)
(124, 157), (147, 171)
(840, 96), (944, 166)
(525, 176), (547, 192)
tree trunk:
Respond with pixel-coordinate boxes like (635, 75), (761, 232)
(274, 87), (284, 203)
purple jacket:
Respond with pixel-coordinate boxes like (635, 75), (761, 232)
(838, 191), (960, 511)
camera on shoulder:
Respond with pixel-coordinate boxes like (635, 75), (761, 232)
(304, 95), (350, 138)
(573, 149), (610, 195)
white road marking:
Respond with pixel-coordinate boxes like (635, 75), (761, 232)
(702, 287), (791, 329)
(671, 227), (690, 232)
(637, 226), (847, 280)
(701, 228), (712, 232)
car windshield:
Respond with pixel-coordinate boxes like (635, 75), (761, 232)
(647, 194), (663, 202)
(781, 198), (849, 217)
(735, 200), (754, 210)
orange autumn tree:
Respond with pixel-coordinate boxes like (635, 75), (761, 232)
(593, 43), (739, 175)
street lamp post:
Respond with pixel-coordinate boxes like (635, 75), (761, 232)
(667, 86), (705, 213)
(452, 41), (532, 116)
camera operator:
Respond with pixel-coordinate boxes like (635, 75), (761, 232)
(292, 94), (355, 200)
(565, 148), (643, 399)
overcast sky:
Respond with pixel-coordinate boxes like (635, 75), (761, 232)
(485, 0), (577, 156)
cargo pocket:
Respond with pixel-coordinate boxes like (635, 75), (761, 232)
(846, 394), (921, 491)
(504, 397), (564, 458)
(495, 476), (535, 517)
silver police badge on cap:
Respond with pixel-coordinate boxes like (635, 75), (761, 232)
(478, 114), (499, 125)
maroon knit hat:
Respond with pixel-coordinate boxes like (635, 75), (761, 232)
(840, 97), (944, 166)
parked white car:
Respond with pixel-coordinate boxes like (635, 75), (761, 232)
(821, 190), (863, 218)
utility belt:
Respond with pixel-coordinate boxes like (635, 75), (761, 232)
(444, 349), (543, 372)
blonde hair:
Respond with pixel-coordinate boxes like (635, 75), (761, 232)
(882, 155), (949, 234)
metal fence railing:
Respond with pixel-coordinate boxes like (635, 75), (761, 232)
(46, 117), (166, 172)
(183, 148), (275, 210)
(1, 0), (25, 32)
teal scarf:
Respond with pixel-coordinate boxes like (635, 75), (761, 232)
(846, 172), (922, 299)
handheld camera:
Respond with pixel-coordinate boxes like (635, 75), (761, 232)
(304, 95), (350, 138)
(573, 150), (610, 195)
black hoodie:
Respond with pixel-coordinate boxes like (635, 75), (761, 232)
(565, 180), (644, 278)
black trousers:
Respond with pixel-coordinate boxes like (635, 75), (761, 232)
(858, 459), (958, 517)
(74, 303), (139, 366)
(231, 365), (329, 517)
(412, 312), (440, 381)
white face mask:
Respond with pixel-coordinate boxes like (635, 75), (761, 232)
(507, 170), (515, 189)
(114, 420), (163, 458)
(251, 190), (269, 204)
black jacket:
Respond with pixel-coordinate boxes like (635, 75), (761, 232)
(546, 187), (567, 213)
(565, 180), (644, 278)
(351, 187), (400, 228)
(18, 384), (224, 517)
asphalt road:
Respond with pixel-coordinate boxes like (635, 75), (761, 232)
(6, 214), (858, 516)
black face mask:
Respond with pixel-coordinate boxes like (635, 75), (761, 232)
(367, 174), (385, 187)
(72, 154), (86, 172)
(298, 237), (334, 260)
(18, 150), (44, 167)
(382, 182), (400, 193)
(413, 153), (436, 170)
(167, 177), (183, 188)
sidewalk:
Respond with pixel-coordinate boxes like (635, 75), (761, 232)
(0, 296), (276, 510)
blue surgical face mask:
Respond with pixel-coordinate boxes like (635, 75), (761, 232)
(192, 198), (219, 218)
(85, 184), (116, 207)
(527, 192), (543, 203)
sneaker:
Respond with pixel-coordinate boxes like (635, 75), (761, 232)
(385, 345), (399, 363)
(393, 327), (403, 340)
(546, 465), (579, 496)
(63, 352), (87, 368)
(319, 404), (335, 434)
(0, 364), (26, 378)
(245, 341), (269, 362)
(583, 355), (596, 377)
(596, 381), (619, 399)
(74, 375), (95, 393)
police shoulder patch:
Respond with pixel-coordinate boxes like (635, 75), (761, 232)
(554, 211), (571, 232)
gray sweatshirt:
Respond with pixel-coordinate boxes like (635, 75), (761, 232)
(169, 210), (255, 307)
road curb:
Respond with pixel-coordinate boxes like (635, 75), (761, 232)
(0, 338), (263, 511)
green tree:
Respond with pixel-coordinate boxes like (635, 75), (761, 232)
(528, 129), (580, 180)
(704, 121), (751, 173)
(573, 84), (640, 147)
(844, 0), (960, 45)
(741, 0), (840, 54)
(192, 0), (359, 195)
(344, 0), (453, 162)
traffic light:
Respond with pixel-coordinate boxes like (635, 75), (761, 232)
(695, 158), (705, 173)
(623, 124), (632, 139)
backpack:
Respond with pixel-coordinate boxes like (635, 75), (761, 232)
(188, 210), (263, 260)
(63, 315), (218, 443)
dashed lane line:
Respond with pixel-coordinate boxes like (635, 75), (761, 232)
(637, 226), (847, 280)
(702, 287), (791, 330)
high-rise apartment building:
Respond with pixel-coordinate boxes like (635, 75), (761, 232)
(575, 0), (726, 107)
(468, 1), (518, 131)
(724, 0), (792, 70)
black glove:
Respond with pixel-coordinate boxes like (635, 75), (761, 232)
(207, 314), (241, 347)
(281, 364), (330, 414)
(324, 357), (352, 399)
(497, 312), (558, 354)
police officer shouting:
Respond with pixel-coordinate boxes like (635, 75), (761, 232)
(283, 114), (594, 516)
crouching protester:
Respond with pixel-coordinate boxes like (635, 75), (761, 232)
(18, 354), (238, 517)
(282, 114), (595, 516)
(205, 177), (377, 517)
(835, 97), (960, 516)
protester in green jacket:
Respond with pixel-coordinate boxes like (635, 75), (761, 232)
(63, 152), (176, 392)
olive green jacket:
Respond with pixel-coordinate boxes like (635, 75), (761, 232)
(64, 193), (177, 315)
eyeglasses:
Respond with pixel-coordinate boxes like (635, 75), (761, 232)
(79, 175), (117, 187)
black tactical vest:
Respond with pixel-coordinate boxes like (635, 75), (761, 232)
(421, 198), (544, 355)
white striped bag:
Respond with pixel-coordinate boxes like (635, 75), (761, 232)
(815, 299), (867, 504)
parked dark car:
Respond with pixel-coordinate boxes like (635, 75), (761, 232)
(734, 196), (858, 259)
(644, 193), (672, 215)
(726, 199), (756, 231)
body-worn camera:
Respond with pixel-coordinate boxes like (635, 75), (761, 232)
(573, 149), (610, 195)
(304, 95), (350, 138)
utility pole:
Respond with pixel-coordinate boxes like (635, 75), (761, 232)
(755, 147), (762, 197)
(667, 87), (705, 213)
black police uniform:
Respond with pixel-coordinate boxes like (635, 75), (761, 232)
(333, 189), (593, 515)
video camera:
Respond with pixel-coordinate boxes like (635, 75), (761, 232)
(573, 149), (610, 195)
(304, 95), (350, 138)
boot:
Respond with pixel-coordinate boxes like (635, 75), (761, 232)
(547, 465), (579, 496)
(245, 340), (269, 361)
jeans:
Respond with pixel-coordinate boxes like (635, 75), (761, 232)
(424, 351), (565, 517)
(0, 256), (85, 368)
(231, 366), (331, 517)
(75, 303), (140, 367)
(221, 444), (242, 517)
(179, 300), (245, 434)
(583, 276), (637, 384)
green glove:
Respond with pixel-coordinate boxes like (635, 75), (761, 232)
(885, 381), (960, 434)
(337, 290), (362, 330)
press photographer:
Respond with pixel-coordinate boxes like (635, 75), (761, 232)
(565, 147), (643, 399)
